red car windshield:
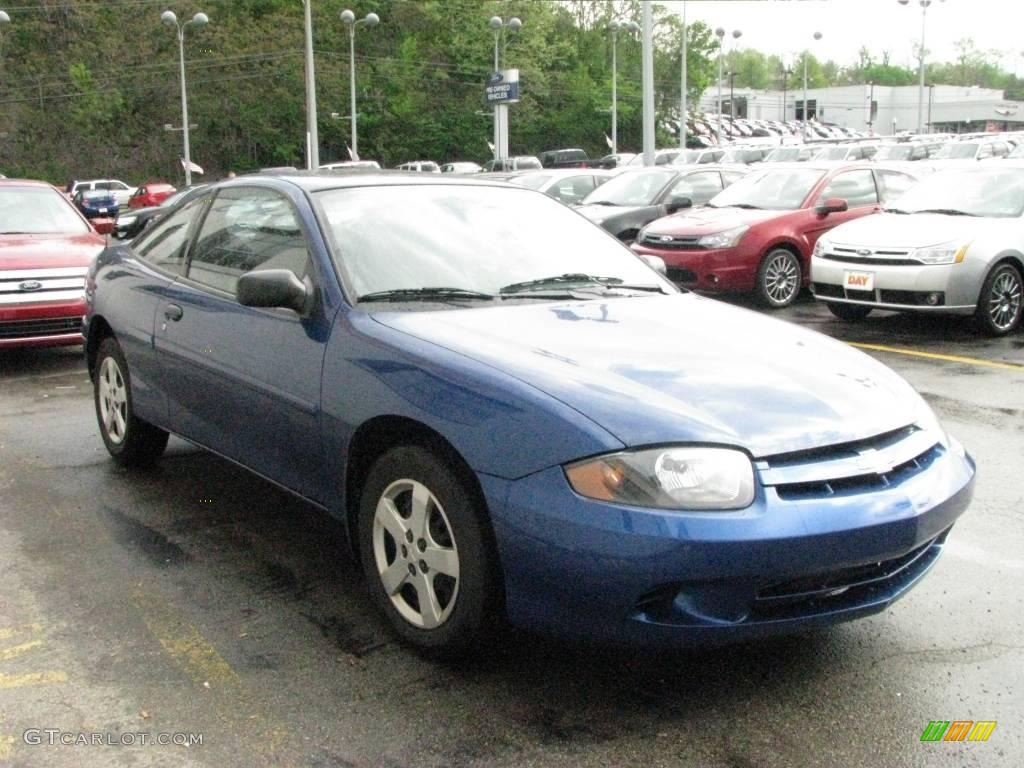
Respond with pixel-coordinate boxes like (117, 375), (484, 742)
(709, 168), (824, 211)
(0, 187), (90, 235)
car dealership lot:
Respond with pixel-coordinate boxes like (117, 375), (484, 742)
(0, 299), (1021, 768)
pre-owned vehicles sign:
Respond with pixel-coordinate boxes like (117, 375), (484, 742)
(485, 69), (520, 104)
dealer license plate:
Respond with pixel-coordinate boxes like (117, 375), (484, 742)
(844, 270), (874, 291)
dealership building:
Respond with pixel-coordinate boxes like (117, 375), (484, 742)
(699, 83), (1024, 134)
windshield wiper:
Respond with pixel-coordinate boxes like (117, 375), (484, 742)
(911, 208), (977, 217)
(358, 287), (496, 303)
(588, 200), (619, 206)
(883, 208), (910, 214)
(500, 273), (667, 296)
(726, 203), (762, 210)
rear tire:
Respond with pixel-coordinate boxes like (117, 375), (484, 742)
(755, 248), (802, 308)
(973, 262), (1023, 336)
(93, 337), (169, 466)
(827, 302), (873, 322)
(358, 445), (498, 658)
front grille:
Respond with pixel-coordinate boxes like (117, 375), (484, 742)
(641, 233), (703, 250)
(756, 425), (943, 500)
(666, 267), (697, 283)
(750, 528), (950, 620)
(0, 316), (83, 340)
(820, 253), (919, 267)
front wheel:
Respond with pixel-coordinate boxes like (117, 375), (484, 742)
(827, 302), (873, 322)
(974, 262), (1023, 336)
(755, 248), (803, 308)
(93, 337), (169, 466)
(358, 445), (499, 657)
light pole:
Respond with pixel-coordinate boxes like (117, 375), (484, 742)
(340, 9), (379, 162)
(781, 66), (791, 122)
(0, 10), (10, 77)
(161, 9), (208, 188)
(867, 80), (876, 132)
(607, 19), (639, 156)
(679, 0), (687, 149)
(802, 31), (823, 141)
(728, 72), (737, 118)
(489, 16), (522, 166)
(898, 0), (944, 135)
(927, 83), (935, 132)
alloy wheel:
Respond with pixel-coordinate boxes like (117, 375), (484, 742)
(372, 479), (460, 630)
(97, 356), (128, 445)
(763, 251), (800, 306)
(987, 267), (1023, 333)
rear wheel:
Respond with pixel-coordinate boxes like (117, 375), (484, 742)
(358, 445), (498, 657)
(93, 337), (169, 466)
(974, 262), (1023, 336)
(827, 302), (873, 322)
(755, 248), (802, 308)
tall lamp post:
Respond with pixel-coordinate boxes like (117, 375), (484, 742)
(802, 31), (823, 141)
(781, 66), (791, 122)
(867, 80), (876, 132)
(898, 0), (944, 135)
(161, 10), (208, 188)
(679, 0), (687, 149)
(489, 16), (522, 166)
(0, 10), (10, 76)
(714, 28), (741, 145)
(607, 19), (639, 156)
(340, 9), (379, 162)
(927, 83), (935, 132)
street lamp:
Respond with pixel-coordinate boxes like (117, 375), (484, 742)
(927, 82), (935, 132)
(728, 71), (737, 119)
(161, 9), (208, 188)
(713, 28), (741, 144)
(607, 19), (639, 155)
(802, 31), (823, 140)
(340, 9), (379, 162)
(679, 0), (688, 149)
(867, 80), (876, 132)
(781, 66), (792, 122)
(898, 0), (945, 135)
(1, 10), (11, 78)
(488, 16), (522, 165)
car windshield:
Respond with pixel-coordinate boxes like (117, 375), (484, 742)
(874, 145), (913, 161)
(763, 147), (803, 162)
(709, 168), (824, 210)
(886, 168), (1024, 217)
(581, 170), (672, 206)
(0, 187), (90, 234)
(508, 174), (553, 190)
(816, 147), (851, 161)
(932, 143), (978, 159)
(315, 185), (673, 299)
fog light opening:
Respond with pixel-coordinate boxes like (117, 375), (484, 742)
(707, 274), (720, 285)
(925, 292), (941, 306)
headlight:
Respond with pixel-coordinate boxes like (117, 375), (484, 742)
(910, 242), (969, 265)
(813, 237), (828, 257)
(565, 446), (755, 511)
(636, 226), (648, 243)
(697, 225), (749, 249)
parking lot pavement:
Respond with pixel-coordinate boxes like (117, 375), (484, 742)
(0, 301), (1021, 768)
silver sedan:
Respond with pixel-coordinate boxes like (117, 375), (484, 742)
(810, 164), (1024, 335)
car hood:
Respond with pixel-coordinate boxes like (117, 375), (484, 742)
(644, 206), (787, 235)
(0, 232), (107, 270)
(575, 203), (653, 223)
(371, 294), (923, 458)
(826, 212), (997, 249)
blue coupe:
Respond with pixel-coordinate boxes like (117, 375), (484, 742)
(84, 173), (975, 654)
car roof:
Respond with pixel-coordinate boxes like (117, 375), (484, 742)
(0, 178), (58, 188)
(234, 170), (541, 192)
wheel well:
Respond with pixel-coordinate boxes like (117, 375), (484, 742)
(344, 417), (500, 572)
(991, 253), (1024, 276)
(85, 316), (114, 380)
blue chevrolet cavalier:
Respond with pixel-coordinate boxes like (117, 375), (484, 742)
(84, 173), (975, 654)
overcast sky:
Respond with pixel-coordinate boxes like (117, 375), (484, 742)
(673, 0), (1024, 73)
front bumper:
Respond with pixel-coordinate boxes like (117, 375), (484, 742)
(631, 242), (755, 293)
(0, 298), (87, 349)
(810, 256), (980, 314)
(484, 440), (974, 646)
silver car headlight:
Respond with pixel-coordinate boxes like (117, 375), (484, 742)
(565, 446), (755, 510)
(813, 237), (828, 258)
(910, 242), (969, 265)
(697, 225), (749, 249)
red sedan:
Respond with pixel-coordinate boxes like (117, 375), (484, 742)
(1, 179), (108, 349)
(631, 163), (919, 307)
(127, 181), (176, 209)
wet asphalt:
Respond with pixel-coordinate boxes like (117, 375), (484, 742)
(0, 295), (1021, 768)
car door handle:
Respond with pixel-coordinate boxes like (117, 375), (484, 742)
(164, 304), (184, 322)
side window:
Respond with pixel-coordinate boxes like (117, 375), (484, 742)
(722, 171), (747, 186)
(667, 171), (723, 205)
(978, 144), (993, 160)
(186, 188), (309, 296)
(135, 198), (206, 271)
(816, 170), (878, 207)
(550, 175), (597, 204)
(95, 181), (113, 191)
(993, 142), (1009, 157)
(876, 171), (916, 203)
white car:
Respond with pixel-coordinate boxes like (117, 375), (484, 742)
(319, 160), (381, 170)
(66, 179), (136, 207)
(505, 169), (612, 205)
(810, 164), (1024, 335)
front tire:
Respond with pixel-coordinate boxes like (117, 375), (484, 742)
(756, 248), (803, 308)
(827, 302), (873, 322)
(358, 445), (498, 657)
(974, 262), (1023, 336)
(93, 337), (169, 466)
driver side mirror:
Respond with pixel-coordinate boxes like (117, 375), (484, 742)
(237, 269), (310, 314)
(666, 195), (693, 214)
(815, 197), (848, 216)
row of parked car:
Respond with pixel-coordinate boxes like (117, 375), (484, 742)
(63, 178), (178, 231)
